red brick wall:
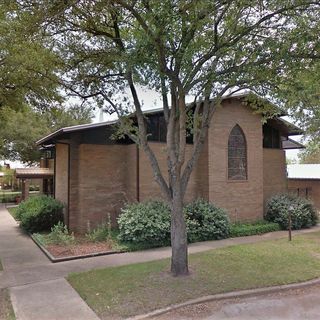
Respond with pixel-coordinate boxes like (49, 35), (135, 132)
(55, 144), (69, 220)
(208, 99), (264, 222)
(263, 148), (287, 207)
(59, 98), (289, 232)
(76, 144), (131, 233)
(138, 142), (208, 203)
(288, 179), (320, 210)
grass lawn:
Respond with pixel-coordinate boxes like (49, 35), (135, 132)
(0, 289), (15, 320)
(0, 191), (20, 202)
(6, 207), (18, 221)
(68, 231), (320, 319)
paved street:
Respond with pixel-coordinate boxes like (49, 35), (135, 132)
(154, 284), (320, 320)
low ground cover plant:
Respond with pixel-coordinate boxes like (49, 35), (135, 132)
(86, 224), (110, 242)
(34, 222), (75, 246)
(16, 195), (64, 233)
(230, 220), (280, 237)
(265, 194), (318, 230)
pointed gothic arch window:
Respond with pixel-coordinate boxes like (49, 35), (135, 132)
(228, 125), (247, 180)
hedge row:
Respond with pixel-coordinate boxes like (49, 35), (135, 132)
(118, 194), (318, 245)
(118, 199), (230, 246)
(230, 221), (280, 237)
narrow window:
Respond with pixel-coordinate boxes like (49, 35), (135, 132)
(228, 125), (247, 180)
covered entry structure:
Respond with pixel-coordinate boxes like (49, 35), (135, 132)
(15, 168), (54, 201)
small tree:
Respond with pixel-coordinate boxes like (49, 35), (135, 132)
(18, 0), (320, 276)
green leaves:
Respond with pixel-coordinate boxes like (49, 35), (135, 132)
(0, 3), (62, 110)
(265, 194), (318, 230)
(0, 104), (93, 164)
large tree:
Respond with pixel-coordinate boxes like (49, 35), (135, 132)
(19, 0), (320, 276)
(0, 2), (62, 110)
(0, 105), (93, 164)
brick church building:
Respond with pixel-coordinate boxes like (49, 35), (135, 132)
(37, 94), (302, 233)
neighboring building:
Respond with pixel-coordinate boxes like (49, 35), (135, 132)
(287, 164), (320, 210)
(37, 95), (303, 234)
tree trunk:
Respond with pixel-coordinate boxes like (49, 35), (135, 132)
(170, 186), (188, 276)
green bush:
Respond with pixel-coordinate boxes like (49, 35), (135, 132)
(17, 195), (64, 233)
(184, 199), (230, 242)
(230, 221), (280, 237)
(265, 194), (318, 230)
(117, 200), (171, 245)
(118, 199), (230, 245)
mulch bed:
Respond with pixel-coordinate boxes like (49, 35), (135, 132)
(46, 241), (113, 258)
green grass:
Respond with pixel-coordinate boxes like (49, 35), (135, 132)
(0, 192), (20, 203)
(68, 231), (320, 319)
(6, 207), (18, 221)
(0, 289), (15, 320)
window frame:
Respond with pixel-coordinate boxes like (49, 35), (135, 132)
(227, 124), (248, 181)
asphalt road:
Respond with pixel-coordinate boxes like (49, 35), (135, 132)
(153, 284), (320, 320)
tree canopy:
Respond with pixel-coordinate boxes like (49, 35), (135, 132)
(299, 140), (320, 164)
(0, 2), (62, 110)
(0, 105), (93, 164)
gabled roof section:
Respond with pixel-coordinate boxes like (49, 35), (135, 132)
(282, 138), (305, 150)
(287, 164), (320, 180)
(36, 92), (303, 146)
(36, 120), (118, 146)
(266, 117), (303, 137)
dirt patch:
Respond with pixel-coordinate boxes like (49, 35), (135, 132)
(46, 241), (113, 258)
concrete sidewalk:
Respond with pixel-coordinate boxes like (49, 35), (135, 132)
(1, 204), (320, 319)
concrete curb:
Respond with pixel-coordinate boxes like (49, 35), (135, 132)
(30, 234), (124, 263)
(127, 277), (320, 320)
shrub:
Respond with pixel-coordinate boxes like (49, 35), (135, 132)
(34, 222), (75, 246)
(48, 222), (75, 245)
(17, 195), (64, 233)
(86, 224), (110, 242)
(184, 199), (230, 242)
(230, 220), (280, 237)
(117, 200), (171, 245)
(265, 194), (318, 230)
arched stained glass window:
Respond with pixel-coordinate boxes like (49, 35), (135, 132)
(228, 125), (247, 180)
